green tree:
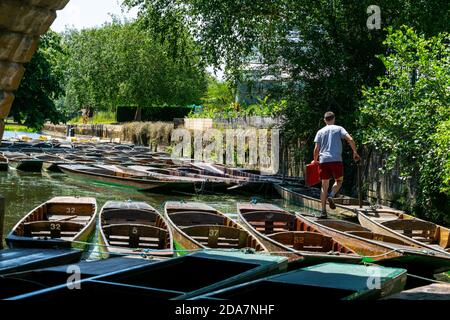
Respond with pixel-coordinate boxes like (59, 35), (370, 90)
(360, 27), (450, 223)
(124, 0), (450, 192)
(62, 20), (207, 115)
(10, 31), (66, 130)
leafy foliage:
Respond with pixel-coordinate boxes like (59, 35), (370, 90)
(124, 0), (450, 194)
(10, 31), (66, 130)
(200, 76), (235, 110)
(360, 27), (450, 223)
(62, 20), (207, 115)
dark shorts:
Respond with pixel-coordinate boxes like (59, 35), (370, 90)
(319, 162), (343, 180)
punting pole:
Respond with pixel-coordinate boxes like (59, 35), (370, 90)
(357, 160), (363, 209)
(0, 195), (4, 249)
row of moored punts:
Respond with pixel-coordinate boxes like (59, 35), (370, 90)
(1, 195), (449, 300)
(0, 141), (292, 194)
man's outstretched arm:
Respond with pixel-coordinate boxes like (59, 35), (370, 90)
(344, 134), (361, 161)
(313, 143), (320, 163)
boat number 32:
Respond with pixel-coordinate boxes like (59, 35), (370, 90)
(50, 223), (61, 231)
(66, 208), (76, 214)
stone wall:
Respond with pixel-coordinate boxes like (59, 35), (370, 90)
(362, 149), (417, 208)
(0, 0), (69, 139)
(43, 122), (174, 150)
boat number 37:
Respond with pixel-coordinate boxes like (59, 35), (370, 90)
(209, 228), (219, 237)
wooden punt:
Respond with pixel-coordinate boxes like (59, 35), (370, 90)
(127, 165), (234, 192)
(0, 257), (155, 299)
(59, 164), (201, 193)
(6, 197), (97, 250)
(237, 203), (362, 265)
(0, 153), (8, 171)
(164, 201), (268, 254)
(358, 209), (450, 256)
(296, 214), (450, 275)
(3, 152), (43, 172)
(7, 251), (288, 301)
(275, 183), (359, 218)
(189, 163), (276, 194)
(35, 154), (72, 173)
(191, 263), (407, 301)
(384, 283), (450, 300)
(0, 248), (83, 276)
(98, 201), (174, 259)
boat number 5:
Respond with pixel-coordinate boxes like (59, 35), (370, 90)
(50, 223), (61, 231)
(209, 228), (219, 237)
(66, 208), (76, 214)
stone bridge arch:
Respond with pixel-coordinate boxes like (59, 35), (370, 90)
(0, 0), (70, 139)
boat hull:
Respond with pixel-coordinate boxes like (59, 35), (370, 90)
(9, 160), (43, 172)
(60, 165), (197, 192)
(165, 202), (269, 255)
(98, 201), (174, 259)
(297, 215), (450, 276)
(358, 210), (450, 257)
(274, 184), (356, 218)
(0, 248), (83, 275)
(6, 197), (97, 252)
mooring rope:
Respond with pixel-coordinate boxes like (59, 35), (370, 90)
(68, 238), (411, 260)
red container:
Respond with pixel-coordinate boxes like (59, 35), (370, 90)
(306, 161), (321, 187)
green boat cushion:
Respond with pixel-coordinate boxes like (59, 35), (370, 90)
(273, 263), (406, 292)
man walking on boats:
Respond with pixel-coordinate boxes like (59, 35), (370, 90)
(313, 112), (360, 218)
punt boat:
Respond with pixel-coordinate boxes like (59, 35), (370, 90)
(237, 203), (361, 265)
(164, 201), (269, 254)
(296, 214), (450, 275)
(6, 197), (97, 250)
(98, 201), (174, 259)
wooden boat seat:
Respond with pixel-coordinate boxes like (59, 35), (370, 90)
(382, 219), (437, 243)
(268, 231), (333, 252)
(46, 203), (94, 215)
(169, 211), (225, 227)
(103, 223), (168, 249)
(23, 221), (84, 239)
(102, 209), (157, 224)
(243, 211), (296, 234)
(317, 219), (369, 232)
(243, 210), (296, 223)
(346, 231), (407, 245)
(181, 225), (248, 248)
(47, 215), (91, 223)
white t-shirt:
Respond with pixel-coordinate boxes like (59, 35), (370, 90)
(314, 125), (348, 163)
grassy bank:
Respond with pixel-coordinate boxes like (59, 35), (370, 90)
(4, 123), (39, 133)
(69, 111), (116, 125)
